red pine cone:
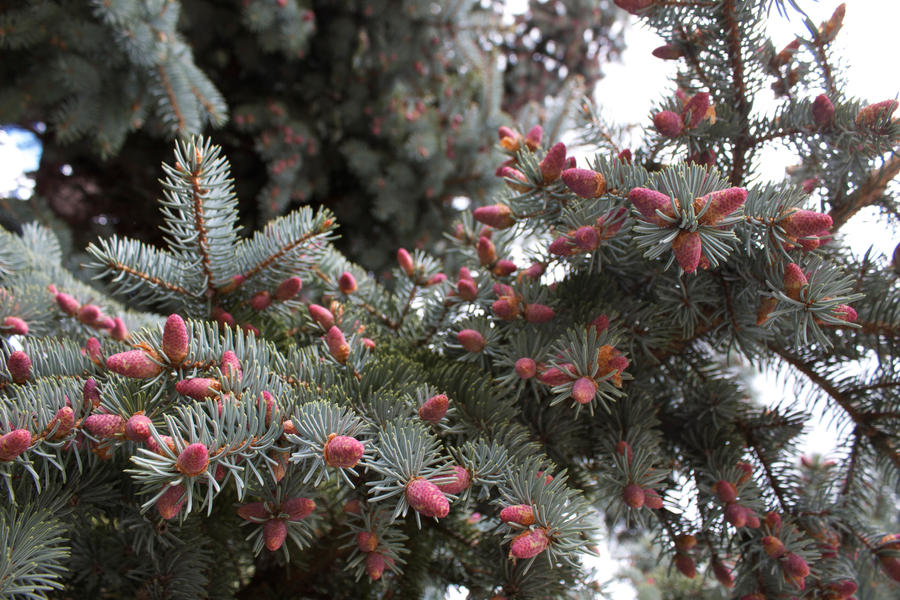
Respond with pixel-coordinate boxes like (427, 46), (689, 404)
(7, 350), (31, 383)
(238, 501), (270, 522)
(681, 92), (710, 129)
(514, 357), (537, 379)
(674, 553), (696, 578)
(264, 519), (287, 551)
(712, 560), (734, 587)
(539, 142), (567, 183)
(615, 440), (634, 464)
(366, 552), (386, 580)
(812, 94), (835, 126)
(419, 393), (449, 424)
(524, 303), (554, 323)
(500, 504), (535, 526)
(477, 236), (496, 266)
(338, 272), (357, 295)
(672, 231), (702, 273)
(561, 168), (607, 199)
(397, 248), (415, 276)
(473, 204), (515, 229)
(50, 406), (75, 439)
(221, 350), (242, 380)
(725, 502), (747, 527)
(325, 326), (350, 363)
(309, 304), (335, 329)
(524, 124), (542, 150)
(856, 99), (898, 128)
(274, 276), (302, 301)
(653, 110), (684, 137)
(2, 316), (27, 335)
(457, 329), (485, 353)
(780, 209), (832, 238)
(509, 527), (550, 559)
(281, 497), (315, 520)
(697, 187), (747, 225)
(643, 488), (663, 510)
(674, 534), (696, 552)
(250, 291), (272, 311)
(492, 296), (519, 321)
(175, 378), (221, 401)
(157, 484), (186, 520)
(405, 478), (450, 518)
(55, 293), (80, 316)
(714, 480), (738, 503)
(781, 552), (810, 579)
(436, 465), (471, 494)
(456, 278), (478, 301)
(571, 376), (597, 404)
(323, 434), (364, 468)
(106, 350), (164, 379)
(357, 531), (378, 552)
(492, 260), (516, 277)
(652, 44), (683, 60)
(783, 263), (809, 301)
(176, 442), (209, 476)
(83, 413), (125, 439)
(622, 483), (645, 508)
(629, 187), (672, 224)
(0, 428), (31, 461)
(762, 535), (787, 558)
(82, 377), (100, 409)
(125, 413), (153, 442)
(614, 0), (655, 15)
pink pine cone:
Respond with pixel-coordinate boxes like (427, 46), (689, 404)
(524, 303), (554, 324)
(613, 0), (654, 15)
(473, 204), (515, 229)
(397, 248), (415, 276)
(325, 326), (350, 363)
(725, 502), (747, 527)
(644, 489), (663, 509)
(238, 501), (270, 522)
(0, 429), (31, 461)
(84, 413), (125, 439)
(509, 527), (550, 559)
(106, 350), (164, 379)
(221, 350), (242, 380)
(366, 552), (386, 580)
(156, 484), (186, 520)
(419, 393), (449, 423)
(492, 297), (519, 321)
(55, 293), (80, 316)
(561, 168), (607, 199)
(125, 413), (153, 442)
(77, 304), (102, 326)
(162, 314), (189, 364)
(456, 278), (478, 301)
(698, 187), (747, 225)
(812, 94), (835, 126)
(681, 92), (710, 128)
(629, 187), (672, 223)
(309, 304), (335, 329)
(338, 272), (357, 294)
(780, 209), (832, 238)
(250, 291), (272, 311)
(281, 497), (315, 520)
(622, 483), (645, 508)
(264, 519), (287, 551)
(274, 276), (302, 301)
(477, 236), (496, 266)
(653, 110), (684, 138)
(783, 263), (809, 301)
(357, 531), (378, 552)
(762, 535), (787, 558)
(782, 552), (810, 579)
(50, 406), (75, 439)
(500, 504), (535, 526)
(539, 142), (567, 183)
(323, 435), (364, 468)
(574, 225), (599, 251)
(548, 236), (578, 257)
(406, 478), (449, 518)
(109, 317), (128, 341)
(714, 479), (738, 503)
(84, 337), (102, 363)
(175, 378), (221, 401)
(572, 376), (597, 404)
(7, 350), (31, 383)
(833, 304), (857, 322)
(672, 231), (702, 273)
(457, 329), (485, 353)
(514, 357), (537, 379)
(176, 442), (209, 477)
(2, 316), (28, 335)
(856, 99), (898, 127)
(524, 124), (542, 150)
(82, 377), (100, 408)
(436, 465), (471, 494)
(652, 44), (683, 60)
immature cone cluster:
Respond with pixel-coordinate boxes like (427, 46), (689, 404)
(628, 186), (747, 273)
(673, 533), (698, 578)
(405, 478), (449, 518)
(549, 207), (626, 258)
(713, 477), (760, 529)
(779, 208), (833, 251)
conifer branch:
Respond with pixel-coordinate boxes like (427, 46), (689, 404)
(720, 0), (751, 186)
(829, 154), (900, 231)
(157, 65), (187, 134)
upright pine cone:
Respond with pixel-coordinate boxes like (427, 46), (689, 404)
(509, 527), (550, 559)
(405, 478), (450, 518)
(323, 434), (364, 468)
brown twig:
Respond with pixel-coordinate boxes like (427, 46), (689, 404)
(828, 154), (900, 231)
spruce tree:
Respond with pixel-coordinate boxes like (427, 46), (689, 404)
(0, 1), (899, 600)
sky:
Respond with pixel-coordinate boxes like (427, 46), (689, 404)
(0, 2), (897, 599)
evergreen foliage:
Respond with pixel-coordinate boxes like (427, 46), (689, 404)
(0, 1), (898, 599)
(0, 0), (623, 270)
